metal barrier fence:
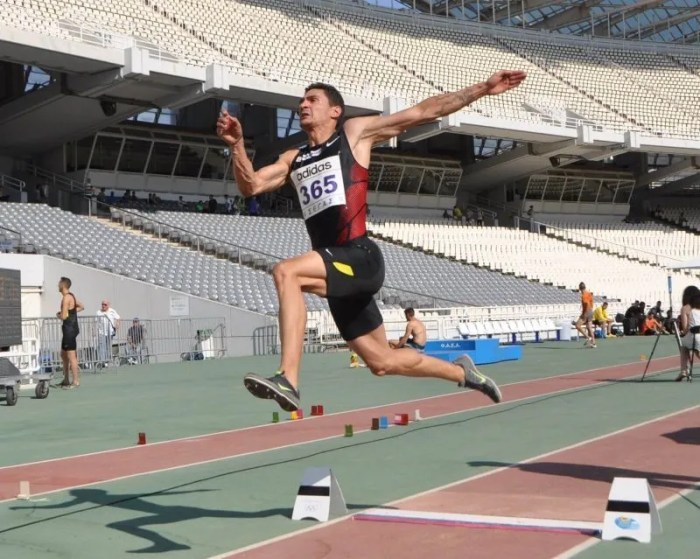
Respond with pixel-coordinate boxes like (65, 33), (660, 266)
(22, 315), (226, 373)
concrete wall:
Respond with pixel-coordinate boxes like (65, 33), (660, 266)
(0, 254), (276, 357)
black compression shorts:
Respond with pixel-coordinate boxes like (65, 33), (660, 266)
(61, 326), (79, 351)
(316, 236), (385, 341)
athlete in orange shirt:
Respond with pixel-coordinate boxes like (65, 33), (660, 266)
(575, 282), (596, 348)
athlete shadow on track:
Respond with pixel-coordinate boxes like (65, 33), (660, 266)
(8, 488), (374, 553)
(466, 461), (700, 492)
(8, 488), (291, 554)
(663, 427), (700, 446)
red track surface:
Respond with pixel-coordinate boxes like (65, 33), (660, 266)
(226, 407), (699, 559)
(0, 356), (677, 503)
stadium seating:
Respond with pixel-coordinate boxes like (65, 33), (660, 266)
(0, 203), (322, 314)
(658, 206), (700, 233)
(368, 219), (698, 307)
(122, 210), (580, 308)
(541, 216), (700, 267)
(3, 0), (698, 136)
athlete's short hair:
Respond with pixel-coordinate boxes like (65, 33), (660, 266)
(304, 83), (345, 127)
(579, 282), (586, 290)
(59, 276), (72, 289)
(404, 307), (415, 318)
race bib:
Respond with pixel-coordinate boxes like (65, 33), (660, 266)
(291, 155), (346, 219)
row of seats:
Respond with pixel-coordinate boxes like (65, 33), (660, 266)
(658, 207), (700, 233)
(123, 210), (580, 307)
(2, 0), (699, 137)
(368, 220), (698, 309)
(542, 218), (700, 266)
(457, 318), (562, 343)
(0, 203), (320, 314)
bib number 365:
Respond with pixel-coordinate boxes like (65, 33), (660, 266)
(292, 155), (346, 219)
(300, 175), (338, 204)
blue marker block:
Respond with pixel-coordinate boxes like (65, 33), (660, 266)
(379, 416), (389, 429)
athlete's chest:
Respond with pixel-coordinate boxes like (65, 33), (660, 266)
(291, 141), (347, 220)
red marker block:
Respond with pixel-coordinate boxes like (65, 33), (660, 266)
(315, 404), (324, 416)
(393, 413), (409, 426)
(137, 432), (147, 445)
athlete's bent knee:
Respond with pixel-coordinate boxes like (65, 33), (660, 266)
(272, 261), (294, 288)
(364, 356), (390, 377)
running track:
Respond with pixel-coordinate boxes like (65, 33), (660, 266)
(0, 355), (679, 504)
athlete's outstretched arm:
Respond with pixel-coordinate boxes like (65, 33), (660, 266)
(346, 70), (526, 145)
(217, 110), (295, 196)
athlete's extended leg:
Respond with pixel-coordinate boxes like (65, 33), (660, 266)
(349, 324), (501, 403)
(271, 251), (327, 387)
(243, 251), (328, 411)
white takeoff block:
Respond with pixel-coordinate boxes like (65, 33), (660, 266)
(292, 467), (347, 522)
(602, 477), (661, 543)
(17, 481), (30, 500)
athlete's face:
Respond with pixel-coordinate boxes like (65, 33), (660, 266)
(298, 89), (341, 130)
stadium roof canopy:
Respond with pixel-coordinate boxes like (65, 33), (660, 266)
(375, 0), (700, 44)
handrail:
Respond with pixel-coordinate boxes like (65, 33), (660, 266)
(98, 201), (292, 263)
(532, 219), (685, 266)
(0, 175), (26, 195)
(0, 224), (22, 252)
(18, 162), (88, 194)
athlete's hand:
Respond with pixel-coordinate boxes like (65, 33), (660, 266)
(484, 70), (527, 95)
(217, 110), (243, 146)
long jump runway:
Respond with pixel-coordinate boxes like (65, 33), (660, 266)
(1, 353), (698, 558)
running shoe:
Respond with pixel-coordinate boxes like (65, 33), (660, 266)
(454, 355), (502, 403)
(243, 371), (301, 412)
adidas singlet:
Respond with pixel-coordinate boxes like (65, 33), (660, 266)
(290, 129), (368, 249)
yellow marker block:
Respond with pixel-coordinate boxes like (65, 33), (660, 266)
(640, 354), (647, 361)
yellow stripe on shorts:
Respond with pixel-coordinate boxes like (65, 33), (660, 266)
(332, 262), (354, 277)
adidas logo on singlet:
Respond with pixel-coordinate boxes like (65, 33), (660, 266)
(294, 161), (332, 181)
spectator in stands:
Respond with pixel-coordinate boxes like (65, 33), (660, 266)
(592, 301), (614, 336)
(108, 191), (116, 203)
(476, 208), (484, 226)
(248, 196), (259, 216)
(96, 188), (106, 204)
(195, 200), (205, 212)
(389, 307), (427, 351)
(147, 193), (155, 206)
(677, 285), (700, 381)
(127, 318), (147, 365)
(526, 205), (534, 218)
(57, 277), (84, 388)
(452, 205), (462, 223)
(465, 208), (474, 225)
(39, 182), (48, 202)
(442, 209), (450, 220)
(225, 194), (234, 214)
(177, 196), (186, 209)
(96, 300), (120, 367)
(575, 281), (596, 347)
(122, 190), (131, 202)
(207, 195), (218, 214)
(130, 191), (137, 202)
(235, 195), (245, 214)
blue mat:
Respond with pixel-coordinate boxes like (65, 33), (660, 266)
(424, 339), (522, 365)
